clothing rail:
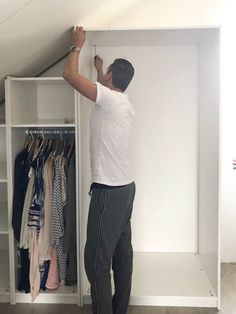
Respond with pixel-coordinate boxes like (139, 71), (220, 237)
(25, 129), (75, 135)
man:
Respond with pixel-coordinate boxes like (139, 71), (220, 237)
(63, 26), (136, 314)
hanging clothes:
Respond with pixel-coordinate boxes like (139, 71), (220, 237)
(38, 155), (54, 262)
(46, 247), (59, 289)
(51, 155), (67, 283)
(20, 167), (35, 249)
(12, 130), (77, 301)
(64, 152), (77, 285)
(12, 147), (32, 293)
(12, 148), (31, 242)
(28, 156), (45, 301)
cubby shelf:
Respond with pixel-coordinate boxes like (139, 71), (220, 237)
(11, 123), (76, 128)
(15, 285), (78, 304)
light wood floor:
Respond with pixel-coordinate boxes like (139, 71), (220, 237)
(0, 263), (236, 314)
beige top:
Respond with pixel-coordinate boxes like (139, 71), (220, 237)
(38, 156), (54, 262)
(20, 168), (35, 249)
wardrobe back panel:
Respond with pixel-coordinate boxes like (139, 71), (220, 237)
(0, 183), (7, 202)
(10, 82), (38, 124)
(90, 44), (199, 252)
(9, 80), (75, 125)
(37, 82), (75, 122)
(0, 234), (8, 250)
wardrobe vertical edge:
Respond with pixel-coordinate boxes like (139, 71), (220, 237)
(5, 77), (16, 304)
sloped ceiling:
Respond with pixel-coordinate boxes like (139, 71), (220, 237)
(0, 0), (141, 102)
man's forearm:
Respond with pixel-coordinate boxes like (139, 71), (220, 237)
(62, 26), (97, 101)
(63, 48), (97, 102)
(63, 51), (80, 76)
(97, 69), (105, 84)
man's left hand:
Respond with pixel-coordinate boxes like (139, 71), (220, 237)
(72, 26), (86, 49)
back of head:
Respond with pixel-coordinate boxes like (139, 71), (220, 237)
(108, 58), (134, 92)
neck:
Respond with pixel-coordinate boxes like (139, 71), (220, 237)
(111, 86), (123, 93)
(105, 81), (123, 93)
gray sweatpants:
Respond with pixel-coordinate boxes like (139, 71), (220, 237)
(84, 182), (136, 314)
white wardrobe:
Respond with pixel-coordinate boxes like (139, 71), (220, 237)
(1, 27), (220, 309)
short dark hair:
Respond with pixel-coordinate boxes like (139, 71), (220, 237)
(108, 58), (134, 91)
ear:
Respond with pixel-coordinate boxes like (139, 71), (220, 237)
(104, 71), (112, 85)
(107, 71), (112, 80)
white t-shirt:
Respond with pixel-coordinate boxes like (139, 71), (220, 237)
(90, 82), (135, 186)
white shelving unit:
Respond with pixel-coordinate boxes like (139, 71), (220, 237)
(8, 78), (75, 126)
(80, 27), (221, 309)
(4, 76), (82, 305)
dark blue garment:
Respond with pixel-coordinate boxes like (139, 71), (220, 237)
(12, 148), (31, 242)
(40, 261), (50, 291)
(17, 248), (30, 294)
(28, 156), (45, 232)
(12, 149), (31, 294)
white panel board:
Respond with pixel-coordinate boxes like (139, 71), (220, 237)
(92, 44), (199, 252)
(83, 252), (217, 307)
(198, 33), (220, 296)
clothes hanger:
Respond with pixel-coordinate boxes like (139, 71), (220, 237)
(67, 138), (75, 160)
(45, 138), (53, 157)
(23, 134), (31, 150)
(52, 138), (60, 157)
(64, 139), (70, 158)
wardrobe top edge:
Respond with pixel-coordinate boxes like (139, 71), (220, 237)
(84, 28), (220, 47)
(6, 77), (65, 82)
(83, 26), (221, 31)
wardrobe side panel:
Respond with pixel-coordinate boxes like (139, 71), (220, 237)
(41, 41), (94, 301)
(92, 44), (199, 253)
(198, 37), (219, 294)
(79, 42), (93, 297)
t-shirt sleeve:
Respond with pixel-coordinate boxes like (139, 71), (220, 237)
(95, 82), (118, 111)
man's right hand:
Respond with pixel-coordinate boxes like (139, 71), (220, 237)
(94, 55), (103, 72)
